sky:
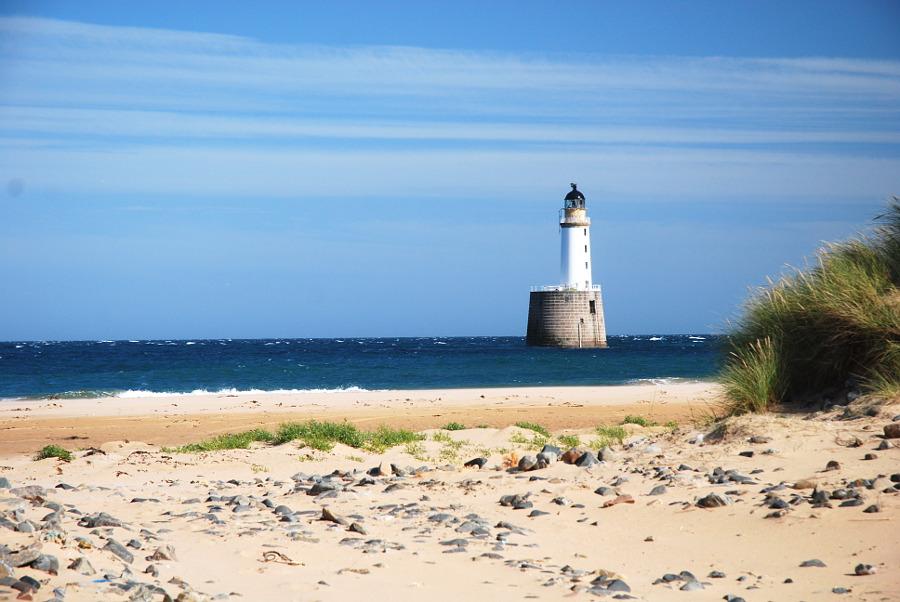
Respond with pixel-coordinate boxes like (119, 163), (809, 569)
(1, 1), (899, 340)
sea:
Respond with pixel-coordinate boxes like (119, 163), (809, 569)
(0, 335), (724, 400)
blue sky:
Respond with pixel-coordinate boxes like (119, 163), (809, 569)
(1, 1), (899, 340)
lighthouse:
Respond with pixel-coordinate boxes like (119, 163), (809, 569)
(526, 184), (608, 348)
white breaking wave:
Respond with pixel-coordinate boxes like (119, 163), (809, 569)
(115, 386), (370, 398)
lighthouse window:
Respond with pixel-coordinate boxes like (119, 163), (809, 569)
(585, 262), (589, 269)
(589, 300), (596, 314)
(584, 245), (588, 252)
(583, 229), (587, 236)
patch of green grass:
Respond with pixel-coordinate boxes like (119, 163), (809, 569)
(720, 199), (900, 413)
(621, 415), (658, 427)
(431, 431), (453, 444)
(35, 444), (73, 462)
(169, 421), (426, 455)
(591, 425), (628, 448)
(169, 428), (274, 453)
(364, 426), (424, 453)
(509, 432), (549, 451)
(514, 421), (550, 437)
(441, 422), (467, 431)
(273, 421), (365, 450)
(557, 434), (581, 448)
(404, 441), (428, 461)
(664, 420), (679, 431)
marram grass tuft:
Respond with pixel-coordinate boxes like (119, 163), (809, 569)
(720, 198), (900, 414)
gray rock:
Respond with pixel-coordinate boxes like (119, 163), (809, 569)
(648, 485), (667, 496)
(15, 521), (35, 533)
(833, 587), (851, 594)
(0, 477), (10, 489)
(598, 446), (618, 462)
(708, 570), (726, 578)
(535, 452), (554, 468)
(67, 556), (96, 576)
(30, 554), (59, 574)
(517, 455), (537, 472)
(594, 486), (615, 496)
(855, 563), (876, 576)
(539, 444), (561, 459)
(463, 457), (487, 469)
(696, 493), (732, 508)
(575, 452), (597, 467)
(800, 559), (826, 567)
(146, 545), (177, 562)
(7, 544), (42, 567)
(103, 539), (134, 563)
(348, 522), (367, 535)
(680, 580), (704, 591)
(78, 512), (123, 528)
(321, 507), (349, 526)
(528, 509), (549, 517)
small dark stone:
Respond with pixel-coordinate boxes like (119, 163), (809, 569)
(832, 587), (851, 594)
(884, 423), (900, 439)
(0, 477), (11, 489)
(708, 570), (725, 578)
(575, 452), (598, 467)
(528, 510), (549, 517)
(854, 563), (876, 576)
(464, 457), (487, 469)
(30, 554), (59, 574)
(863, 504), (880, 513)
(863, 453), (877, 460)
(799, 559), (826, 568)
(825, 460), (841, 471)
(738, 451), (754, 458)
(648, 485), (667, 496)
(839, 498), (864, 507)
(696, 493), (732, 508)
(321, 507), (349, 526)
(103, 539), (134, 564)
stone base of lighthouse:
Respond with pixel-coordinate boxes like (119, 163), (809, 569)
(526, 290), (608, 348)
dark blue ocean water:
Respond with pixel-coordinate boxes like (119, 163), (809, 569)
(0, 336), (724, 399)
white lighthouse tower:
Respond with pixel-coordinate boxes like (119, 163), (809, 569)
(560, 183), (593, 290)
(526, 183), (607, 348)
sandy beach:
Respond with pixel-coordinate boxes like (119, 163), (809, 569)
(1, 385), (897, 601)
(0, 383), (718, 457)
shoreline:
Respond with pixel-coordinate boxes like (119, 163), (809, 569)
(0, 382), (720, 457)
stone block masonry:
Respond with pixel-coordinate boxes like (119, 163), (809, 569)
(526, 290), (607, 348)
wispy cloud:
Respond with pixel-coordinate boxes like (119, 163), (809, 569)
(1, 16), (899, 201)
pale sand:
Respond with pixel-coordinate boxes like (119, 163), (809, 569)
(0, 383), (720, 456)
(0, 392), (897, 601)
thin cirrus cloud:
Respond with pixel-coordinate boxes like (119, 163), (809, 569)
(1, 16), (899, 202)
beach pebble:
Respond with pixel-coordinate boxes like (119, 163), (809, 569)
(463, 457), (487, 469)
(594, 486), (615, 496)
(575, 452), (598, 467)
(833, 587), (851, 594)
(696, 493), (731, 508)
(30, 554), (59, 574)
(321, 507), (349, 526)
(825, 460), (841, 471)
(598, 446), (618, 462)
(0, 477), (11, 489)
(876, 440), (891, 450)
(146, 545), (177, 562)
(854, 563), (876, 575)
(884, 423), (900, 438)
(517, 456), (537, 472)
(67, 556), (95, 575)
(800, 559), (826, 567)
(103, 539), (134, 564)
(648, 485), (667, 496)
(863, 453), (877, 460)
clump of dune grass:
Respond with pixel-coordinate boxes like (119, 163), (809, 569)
(514, 421), (550, 437)
(441, 422), (467, 431)
(591, 425), (627, 448)
(169, 428), (274, 453)
(621, 415), (658, 427)
(557, 434), (581, 448)
(363, 426), (423, 453)
(35, 444), (73, 462)
(721, 199), (900, 414)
